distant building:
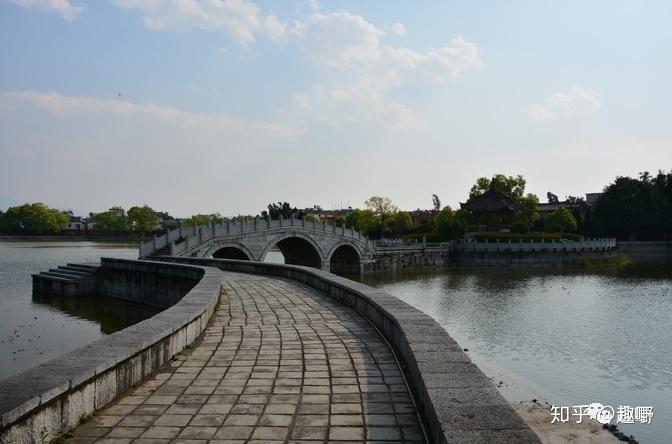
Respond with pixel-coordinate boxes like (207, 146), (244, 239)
(585, 193), (602, 207)
(155, 211), (179, 230)
(109, 206), (125, 217)
(62, 216), (84, 231)
(460, 186), (523, 231)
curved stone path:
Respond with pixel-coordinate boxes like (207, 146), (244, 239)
(65, 273), (425, 444)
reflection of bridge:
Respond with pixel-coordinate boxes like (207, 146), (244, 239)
(140, 217), (379, 273)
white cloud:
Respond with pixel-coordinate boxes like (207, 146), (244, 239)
(306, 0), (318, 11)
(113, 0), (286, 44)
(289, 11), (481, 128)
(109, 2), (481, 129)
(389, 22), (407, 36)
(0, 90), (297, 137)
(294, 11), (384, 68)
(4, 0), (83, 21)
(530, 86), (602, 121)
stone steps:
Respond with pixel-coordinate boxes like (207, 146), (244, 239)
(48, 268), (91, 278)
(32, 263), (100, 296)
(150, 245), (172, 257)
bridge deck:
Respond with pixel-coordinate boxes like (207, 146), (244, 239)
(65, 273), (425, 443)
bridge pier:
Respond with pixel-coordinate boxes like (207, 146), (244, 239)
(321, 259), (330, 272)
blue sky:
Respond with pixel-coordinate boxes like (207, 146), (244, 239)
(1, 0), (670, 217)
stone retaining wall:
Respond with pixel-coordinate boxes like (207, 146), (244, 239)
(157, 257), (540, 444)
(367, 248), (450, 272)
(0, 259), (222, 444)
(97, 259), (203, 308)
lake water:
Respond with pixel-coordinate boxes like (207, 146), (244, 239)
(360, 265), (672, 444)
(0, 240), (160, 380)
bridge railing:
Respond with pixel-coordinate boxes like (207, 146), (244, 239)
(454, 237), (617, 253)
(373, 239), (453, 250)
(139, 215), (370, 258)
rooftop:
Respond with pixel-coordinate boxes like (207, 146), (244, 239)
(461, 187), (523, 212)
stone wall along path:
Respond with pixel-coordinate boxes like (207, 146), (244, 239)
(65, 272), (425, 443)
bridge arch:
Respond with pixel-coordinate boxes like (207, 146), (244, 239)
(261, 232), (325, 269)
(204, 242), (254, 261)
(328, 241), (362, 275)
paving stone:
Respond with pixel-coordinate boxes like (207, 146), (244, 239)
(116, 415), (156, 427)
(259, 414), (293, 426)
(224, 414), (259, 426)
(178, 426), (218, 439)
(213, 426), (254, 440)
(140, 426), (182, 439)
(198, 403), (232, 414)
(107, 426), (146, 438)
(251, 426), (290, 440)
(153, 414), (192, 427)
(291, 426), (328, 440)
(329, 426), (365, 440)
(367, 426), (403, 440)
(330, 414), (364, 426)
(189, 413), (226, 426)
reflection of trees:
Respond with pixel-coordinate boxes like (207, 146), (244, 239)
(32, 293), (161, 334)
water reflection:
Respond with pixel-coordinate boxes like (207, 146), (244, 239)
(359, 263), (672, 444)
(0, 240), (139, 380)
(32, 292), (162, 334)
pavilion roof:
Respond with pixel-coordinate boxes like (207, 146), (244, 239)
(460, 187), (523, 212)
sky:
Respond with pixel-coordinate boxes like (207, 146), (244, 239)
(1, 0), (670, 217)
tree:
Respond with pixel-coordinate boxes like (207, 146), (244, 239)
(545, 207), (577, 233)
(390, 211), (413, 237)
(566, 195), (585, 205)
(365, 196), (397, 219)
(518, 193), (540, 227)
(127, 205), (158, 236)
(431, 194), (441, 211)
(183, 214), (224, 226)
(434, 206), (466, 241)
(652, 170), (672, 239)
(0, 203), (68, 234)
(469, 174), (527, 201)
(95, 208), (129, 232)
(547, 192), (559, 204)
(593, 174), (667, 240)
(344, 209), (380, 236)
(304, 213), (320, 223)
(261, 202), (297, 219)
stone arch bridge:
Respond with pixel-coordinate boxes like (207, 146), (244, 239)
(140, 217), (379, 273)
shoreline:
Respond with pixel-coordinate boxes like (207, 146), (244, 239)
(513, 400), (623, 443)
(478, 363), (637, 443)
(0, 236), (140, 243)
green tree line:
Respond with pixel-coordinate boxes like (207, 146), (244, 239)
(0, 203), (69, 234)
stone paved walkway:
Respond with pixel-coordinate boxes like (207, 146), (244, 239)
(65, 273), (425, 444)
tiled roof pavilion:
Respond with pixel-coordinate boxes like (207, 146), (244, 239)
(460, 186), (523, 212)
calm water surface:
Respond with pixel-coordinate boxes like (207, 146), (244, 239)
(0, 240), (160, 380)
(360, 265), (672, 444)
